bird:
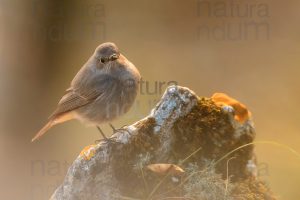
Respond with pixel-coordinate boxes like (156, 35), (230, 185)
(31, 42), (141, 142)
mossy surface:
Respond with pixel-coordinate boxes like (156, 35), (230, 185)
(172, 97), (255, 181)
(232, 178), (277, 200)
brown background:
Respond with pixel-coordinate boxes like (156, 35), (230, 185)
(0, 0), (300, 199)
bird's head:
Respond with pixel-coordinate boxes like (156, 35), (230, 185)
(94, 42), (120, 64)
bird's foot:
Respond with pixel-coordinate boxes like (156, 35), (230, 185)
(109, 123), (131, 135)
(95, 126), (118, 144)
(94, 137), (118, 144)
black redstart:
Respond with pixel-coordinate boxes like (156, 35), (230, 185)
(32, 42), (141, 142)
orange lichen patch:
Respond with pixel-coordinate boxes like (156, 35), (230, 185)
(146, 164), (185, 176)
(79, 145), (96, 160)
(211, 93), (251, 123)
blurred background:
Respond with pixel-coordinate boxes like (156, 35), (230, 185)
(0, 0), (300, 199)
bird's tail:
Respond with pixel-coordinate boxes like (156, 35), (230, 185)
(31, 111), (75, 142)
(31, 120), (55, 142)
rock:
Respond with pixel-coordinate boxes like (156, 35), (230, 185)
(51, 85), (276, 200)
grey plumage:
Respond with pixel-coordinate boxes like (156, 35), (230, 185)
(32, 42), (141, 142)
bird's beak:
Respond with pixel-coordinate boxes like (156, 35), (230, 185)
(109, 53), (119, 61)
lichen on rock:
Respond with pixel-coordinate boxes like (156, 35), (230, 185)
(51, 85), (275, 200)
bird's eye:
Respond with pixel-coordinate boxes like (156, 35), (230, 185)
(100, 58), (106, 63)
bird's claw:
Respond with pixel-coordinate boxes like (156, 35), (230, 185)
(94, 136), (118, 145)
(109, 123), (131, 135)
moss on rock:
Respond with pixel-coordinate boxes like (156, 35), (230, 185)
(172, 97), (255, 181)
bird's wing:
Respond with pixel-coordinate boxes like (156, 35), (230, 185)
(49, 74), (119, 119)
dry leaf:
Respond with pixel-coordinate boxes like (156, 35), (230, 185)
(146, 163), (185, 176)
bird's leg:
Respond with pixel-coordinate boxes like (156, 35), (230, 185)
(97, 126), (108, 139)
(95, 126), (117, 144)
(109, 123), (131, 135)
(109, 123), (117, 133)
